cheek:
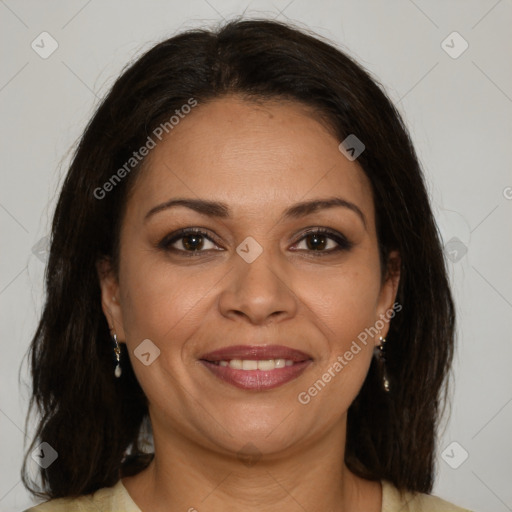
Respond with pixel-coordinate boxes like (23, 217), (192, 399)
(297, 262), (382, 401)
(117, 257), (222, 410)
(306, 261), (383, 344)
(120, 260), (213, 338)
(296, 282), (379, 420)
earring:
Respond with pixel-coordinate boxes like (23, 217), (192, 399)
(376, 336), (390, 392)
(113, 333), (122, 378)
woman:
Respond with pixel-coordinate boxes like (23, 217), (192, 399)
(21, 18), (473, 512)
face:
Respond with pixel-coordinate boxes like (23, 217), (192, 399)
(99, 95), (400, 458)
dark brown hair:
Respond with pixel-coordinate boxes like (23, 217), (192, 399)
(21, 17), (455, 500)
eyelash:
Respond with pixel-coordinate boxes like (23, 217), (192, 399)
(158, 227), (353, 257)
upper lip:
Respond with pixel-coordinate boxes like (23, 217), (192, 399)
(200, 345), (312, 362)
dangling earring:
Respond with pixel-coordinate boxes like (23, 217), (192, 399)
(113, 333), (122, 378)
(376, 336), (390, 392)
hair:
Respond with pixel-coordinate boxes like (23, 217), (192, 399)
(21, 17), (455, 500)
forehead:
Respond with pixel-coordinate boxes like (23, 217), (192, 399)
(126, 95), (375, 227)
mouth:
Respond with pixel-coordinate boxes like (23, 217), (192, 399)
(199, 345), (313, 391)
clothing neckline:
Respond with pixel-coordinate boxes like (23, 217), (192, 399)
(116, 478), (400, 511)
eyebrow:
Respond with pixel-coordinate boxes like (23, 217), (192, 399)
(144, 196), (367, 229)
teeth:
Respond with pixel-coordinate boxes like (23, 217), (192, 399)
(216, 359), (297, 370)
(242, 360), (258, 370)
(258, 359), (276, 371)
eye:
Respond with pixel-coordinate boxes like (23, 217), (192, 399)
(290, 228), (353, 255)
(159, 227), (353, 257)
(159, 228), (222, 256)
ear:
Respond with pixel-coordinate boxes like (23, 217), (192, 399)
(96, 256), (126, 343)
(374, 250), (401, 344)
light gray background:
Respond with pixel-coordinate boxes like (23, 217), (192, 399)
(1, 1), (511, 511)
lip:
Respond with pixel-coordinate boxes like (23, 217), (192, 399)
(199, 344), (313, 391)
(200, 344), (312, 362)
(200, 360), (312, 391)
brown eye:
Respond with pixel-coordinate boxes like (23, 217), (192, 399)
(159, 228), (220, 254)
(180, 233), (206, 251)
(291, 228), (353, 254)
(303, 232), (331, 251)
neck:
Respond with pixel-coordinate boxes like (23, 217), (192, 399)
(122, 415), (381, 512)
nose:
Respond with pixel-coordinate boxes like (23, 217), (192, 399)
(217, 246), (298, 325)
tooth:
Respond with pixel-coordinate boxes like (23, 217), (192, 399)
(257, 359), (276, 371)
(221, 359), (295, 370)
(242, 360), (258, 370)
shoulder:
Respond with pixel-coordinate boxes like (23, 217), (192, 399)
(382, 480), (475, 512)
(22, 480), (141, 512)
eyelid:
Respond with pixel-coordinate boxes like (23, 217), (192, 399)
(158, 227), (223, 252)
(290, 227), (353, 253)
(159, 226), (353, 255)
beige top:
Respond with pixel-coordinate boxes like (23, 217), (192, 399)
(24, 479), (474, 511)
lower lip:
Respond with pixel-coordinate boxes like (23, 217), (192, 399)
(200, 360), (312, 390)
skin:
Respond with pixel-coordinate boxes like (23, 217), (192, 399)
(98, 95), (400, 512)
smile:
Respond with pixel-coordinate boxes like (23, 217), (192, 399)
(199, 344), (313, 390)
(212, 359), (295, 370)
